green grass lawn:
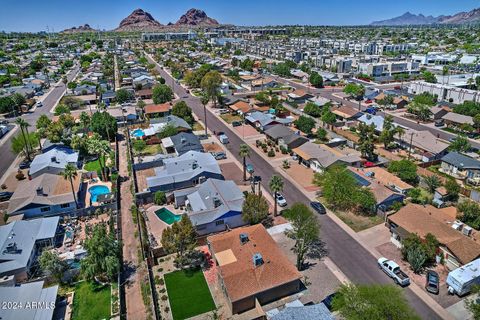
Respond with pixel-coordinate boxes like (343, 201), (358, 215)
(72, 281), (111, 320)
(84, 157), (103, 173)
(164, 268), (216, 320)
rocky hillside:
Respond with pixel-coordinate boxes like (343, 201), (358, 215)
(370, 7), (480, 25)
(115, 9), (163, 31)
(175, 8), (219, 26)
(371, 12), (438, 26)
(439, 8), (480, 24)
(62, 24), (96, 33)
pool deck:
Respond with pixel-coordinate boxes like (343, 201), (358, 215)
(85, 180), (113, 207)
(145, 205), (185, 246)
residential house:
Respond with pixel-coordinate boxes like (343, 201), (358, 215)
(442, 112), (474, 128)
(107, 106), (138, 123)
(174, 179), (246, 236)
(0, 217), (60, 280)
(28, 146), (79, 179)
(7, 173), (81, 218)
(146, 151), (223, 193)
(308, 96), (331, 107)
(162, 132), (203, 156)
(0, 281), (58, 320)
(270, 302), (334, 320)
(388, 204), (480, 270)
(332, 105), (363, 122)
(245, 111), (293, 131)
(431, 106), (450, 121)
(135, 88), (153, 100)
(290, 69), (309, 82)
(145, 103), (172, 118)
(264, 125), (308, 149)
(396, 129), (449, 162)
(349, 168), (407, 211)
(251, 77), (277, 90)
(207, 224), (303, 314)
(101, 91), (116, 104)
(227, 100), (252, 115)
(73, 84), (96, 96)
(440, 152), (480, 185)
(76, 94), (97, 105)
(357, 114), (390, 132)
(286, 89), (314, 104)
(292, 141), (362, 173)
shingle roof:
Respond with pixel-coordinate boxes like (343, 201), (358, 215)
(271, 303), (334, 320)
(442, 112), (474, 125)
(264, 125), (295, 140)
(207, 224), (302, 302)
(29, 147), (79, 177)
(389, 204), (480, 265)
(441, 152), (480, 170)
(147, 151), (221, 190)
(186, 179), (244, 225)
(7, 173), (80, 215)
(398, 129), (449, 155)
(170, 132), (203, 155)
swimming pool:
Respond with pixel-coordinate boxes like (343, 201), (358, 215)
(132, 128), (145, 138)
(155, 208), (182, 225)
(88, 185), (110, 202)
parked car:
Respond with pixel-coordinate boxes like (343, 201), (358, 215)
(276, 193), (287, 207)
(425, 270), (440, 294)
(213, 152), (227, 160)
(0, 191), (13, 202)
(19, 161), (30, 169)
(36, 101), (43, 107)
(378, 257), (410, 286)
(218, 109), (230, 114)
(310, 201), (326, 214)
(434, 120), (444, 127)
(232, 121), (242, 127)
(365, 107), (377, 115)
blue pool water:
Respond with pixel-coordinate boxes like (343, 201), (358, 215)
(88, 185), (110, 202)
(132, 129), (145, 138)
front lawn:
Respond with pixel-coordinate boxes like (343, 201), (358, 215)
(164, 268), (216, 320)
(333, 209), (384, 232)
(192, 122), (204, 131)
(72, 281), (111, 320)
(220, 113), (242, 124)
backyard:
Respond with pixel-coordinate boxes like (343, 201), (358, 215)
(72, 281), (111, 320)
(84, 156), (105, 177)
(164, 268), (216, 320)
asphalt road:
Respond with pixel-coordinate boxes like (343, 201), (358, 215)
(0, 65), (80, 178)
(146, 55), (441, 319)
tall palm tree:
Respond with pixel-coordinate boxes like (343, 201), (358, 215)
(239, 144), (250, 181)
(396, 126), (405, 147)
(87, 136), (109, 181)
(15, 118), (31, 161)
(269, 175), (284, 217)
(62, 163), (78, 209)
(79, 112), (90, 134)
(200, 93), (209, 136)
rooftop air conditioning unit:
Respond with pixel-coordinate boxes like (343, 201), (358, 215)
(463, 226), (473, 236)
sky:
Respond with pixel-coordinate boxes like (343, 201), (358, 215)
(0, 0), (479, 32)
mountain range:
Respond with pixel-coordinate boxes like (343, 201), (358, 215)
(371, 7), (480, 26)
(61, 24), (97, 33)
(115, 8), (219, 32)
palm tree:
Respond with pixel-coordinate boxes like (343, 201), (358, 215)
(269, 175), (284, 217)
(239, 144), (250, 181)
(137, 100), (146, 120)
(87, 136), (109, 181)
(79, 112), (90, 134)
(15, 118), (31, 161)
(200, 93), (209, 136)
(62, 163), (78, 209)
(395, 126), (405, 147)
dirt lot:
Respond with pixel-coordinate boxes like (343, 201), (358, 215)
(282, 162), (319, 192)
(136, 168), (155, 192)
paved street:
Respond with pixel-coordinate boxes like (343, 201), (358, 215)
(0, 65), (80, 178)
(146, 54), (442, 319)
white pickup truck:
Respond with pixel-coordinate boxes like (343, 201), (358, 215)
(378, 257), (410, 287)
